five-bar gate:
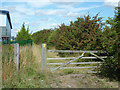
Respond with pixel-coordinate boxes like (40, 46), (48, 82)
(41, 43), (107, 73)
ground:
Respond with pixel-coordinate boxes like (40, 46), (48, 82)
(50, 74), (118, 88)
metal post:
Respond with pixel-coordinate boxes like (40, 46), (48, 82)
(41, 43), (46, 73)
(14, 43), (19, 72)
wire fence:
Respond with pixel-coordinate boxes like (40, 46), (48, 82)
(2, 39), (33, 46)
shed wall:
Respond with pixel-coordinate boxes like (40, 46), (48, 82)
(0, 13), (6, 27)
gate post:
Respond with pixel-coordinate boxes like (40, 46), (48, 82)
(41, 43), (47, 73)
(14, 43), (19, 72)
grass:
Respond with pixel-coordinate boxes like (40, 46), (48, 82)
(2, 44), (118, 88)
(2, 44), (50, 88)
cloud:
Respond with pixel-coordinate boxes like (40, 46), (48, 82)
(27, 1), (52, 8)
(103, 0), (119, 7)
(2, 0), (105, 2)
(71, 6), (101, 12)
(25, 22), (29, 25)
(51, 23), (60, 27)
(11, 28), (20, 36)
(65, 12), (85, 17)
(1, 6), (17, 13)
(35, 9), (65, 15)
(40, 18), (50, 22)
(14, 5), (34, 15)
(1, 0), (105, 9)
(2, 4), (34, 15)
(2, 0), (52, 8)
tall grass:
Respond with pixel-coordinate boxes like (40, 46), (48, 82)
(2, 44), (53, 88)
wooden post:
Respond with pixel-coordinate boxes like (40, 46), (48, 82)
(90, 52), (105, 61)
(14, 43), (19, 72)
(41, 43), (46, 73)
(0, 45), (2, 89)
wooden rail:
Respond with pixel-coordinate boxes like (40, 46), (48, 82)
(41, 43), (107, 73)
(47, 56), (107, 60)
(48, 50), (104, 53)
(50, 66), (98, 70)
(47, 62), (102, 65)
(51, 53), (85, 71)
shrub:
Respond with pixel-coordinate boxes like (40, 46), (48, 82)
(32, 29), (52, 44)
(55, 14), (104, 51)
(98, 7), (120, 81)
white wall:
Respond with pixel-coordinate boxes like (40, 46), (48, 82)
(6, 15), (11, 40)
(0, 13), (6, 27)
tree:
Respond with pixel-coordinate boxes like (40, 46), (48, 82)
(32, 29), (52, 44)
(16, 23), (31, 41)
(99, 6), (120, 80)
(55, 14), (104, 50)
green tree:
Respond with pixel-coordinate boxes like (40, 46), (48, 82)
(99, 7), (120, 80)
(55, 14), (104, 50)
(16, 23), (31, 41)
(32, 29), (52, 44)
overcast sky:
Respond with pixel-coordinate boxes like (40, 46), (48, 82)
(0, 0), (119, 37)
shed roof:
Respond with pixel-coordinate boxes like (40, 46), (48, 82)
(0, 10), (12, 29)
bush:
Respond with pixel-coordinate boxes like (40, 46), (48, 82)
(55, 14), (104, 51)
(99, 56), (119, 80)
(47, 29), (57, 47)
(98, 7), (120, 81)
(32, 29), (52, 44)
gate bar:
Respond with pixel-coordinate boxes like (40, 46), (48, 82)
(47, 56), (107, 60)
(51, 53), (85, 71)
(50, 66), (98, 70)
(47, 62), (102, 65)
(48, 50), (104, 53)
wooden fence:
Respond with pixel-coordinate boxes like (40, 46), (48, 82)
(41, 43), (107, 73)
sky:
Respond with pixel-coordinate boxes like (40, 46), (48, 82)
(0, 0), (119, 37)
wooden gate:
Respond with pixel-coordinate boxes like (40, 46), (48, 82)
(41, 43), (107, 73)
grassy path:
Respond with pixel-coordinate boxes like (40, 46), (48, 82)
(50, 74), (118, 88)
(32, 44), (42, 72)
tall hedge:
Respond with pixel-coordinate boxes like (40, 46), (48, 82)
(99, 7), (120, 81)
(55, 14), (104, 50)
(32, 29), (52, 44)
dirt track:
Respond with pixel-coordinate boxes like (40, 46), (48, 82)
(50, 74), (118, 88)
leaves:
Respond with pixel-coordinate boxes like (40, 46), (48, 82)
(55, 14), (104, 50)
(16, 23), (31, 41)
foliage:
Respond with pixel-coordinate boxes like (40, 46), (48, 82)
(16, 23), (31, 41)
(47, 29), (57, 47)
(55, 14), (104, 50)
(32, 29), (52, 45)
(98, 7), (120, 81)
